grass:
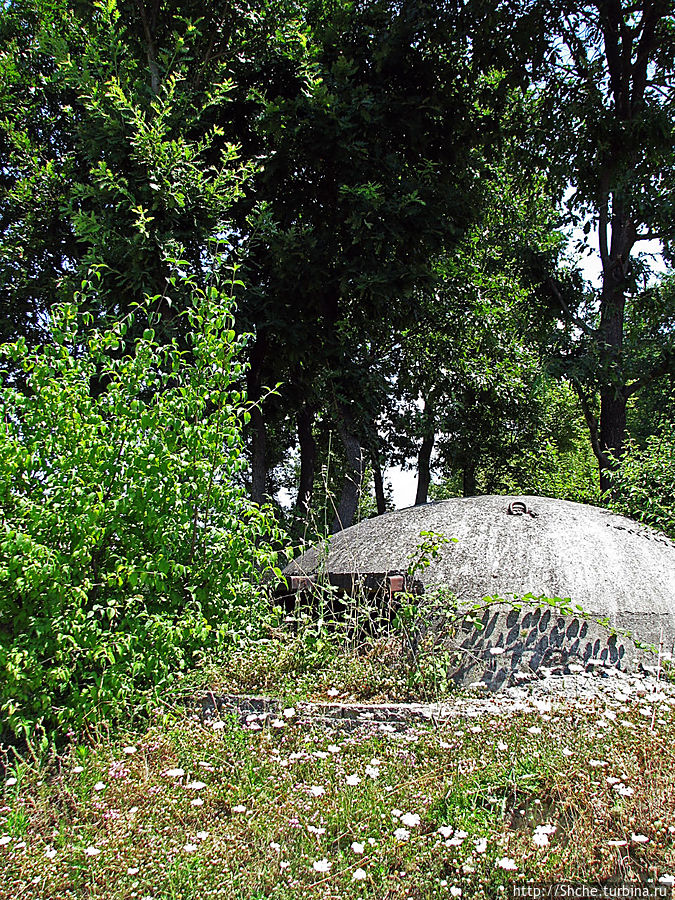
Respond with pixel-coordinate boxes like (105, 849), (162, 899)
(1, 634), (674, 900)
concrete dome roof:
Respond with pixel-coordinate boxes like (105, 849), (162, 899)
(286, 495), (675, 653)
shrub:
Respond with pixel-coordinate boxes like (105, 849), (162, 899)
(607, 427), (675, 539)
(0, 283), (285, 743)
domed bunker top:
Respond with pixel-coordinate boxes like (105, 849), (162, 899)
(285, 495), (675, 656)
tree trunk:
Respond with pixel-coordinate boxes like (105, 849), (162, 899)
(134, 0), (161, 95)
(598, 390), (627, 494)
(573, 3), (665, 496)
(249, 406), (267, 504)
(295, 405), (316, 517)
(371, 450), (387, 515)
(330, 404), (366, 533)
(415, 432), (434, 506)
(463, 462), (477, 497)
(595, 188), (631, 495)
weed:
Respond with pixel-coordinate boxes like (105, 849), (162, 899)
(0, 667), (673, 899)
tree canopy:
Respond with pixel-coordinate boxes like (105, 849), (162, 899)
(1, 0), (673, 539)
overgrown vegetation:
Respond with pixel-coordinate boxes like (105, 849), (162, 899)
(0, 1), (673, 894)
(0, 655), (673, 899)
(607, 420), (675, 540)
(2, 0), (673, 528)
(0, 280), (284, 744)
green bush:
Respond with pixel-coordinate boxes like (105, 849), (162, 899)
(0, 285), (284, 742)
(607, 427), (675, 539)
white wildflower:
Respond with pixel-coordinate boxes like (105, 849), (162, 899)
(496, 857), (517, 870)
(400, 813), (420, 827)
(312, 858), (331, 873)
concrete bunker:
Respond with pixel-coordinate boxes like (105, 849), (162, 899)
(281, 496), (675, 689)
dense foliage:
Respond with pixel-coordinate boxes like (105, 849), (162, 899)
(0, 0), (673, 739)
(2, 0), (672, 530)
(529, 0), (675, 492)
(0, 284), (283, 741)
(607, 417), (675, 539)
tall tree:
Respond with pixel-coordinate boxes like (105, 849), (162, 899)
(233, 0), (516, 523)
(0, 0), (299, 341)
(517, 0), (675, 491)
(386, 160), (564, 502)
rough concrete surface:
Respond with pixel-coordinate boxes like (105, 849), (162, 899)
(199, 669), (675, 734)
(284, 496), (675, 683)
